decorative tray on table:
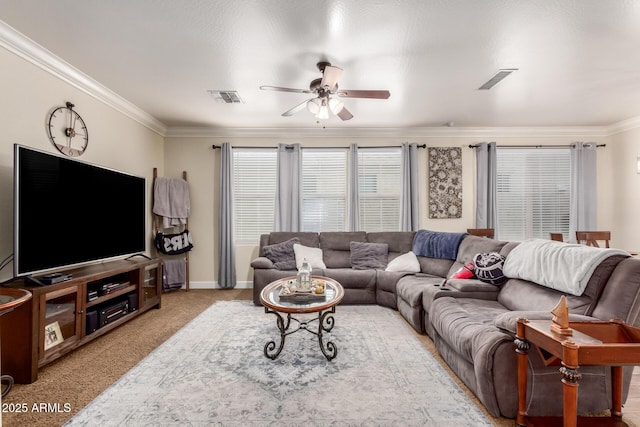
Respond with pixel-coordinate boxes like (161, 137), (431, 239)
(279, 279), (327, 303)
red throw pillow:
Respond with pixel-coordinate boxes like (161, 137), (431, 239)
(450, 262), (476, 279)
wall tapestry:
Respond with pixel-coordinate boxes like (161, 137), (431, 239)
(428, 147), (462, 219)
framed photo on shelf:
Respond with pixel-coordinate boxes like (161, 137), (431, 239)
(44, 321), (64, 350)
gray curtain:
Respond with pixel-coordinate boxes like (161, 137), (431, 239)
(475, 142), (497, 232)
(569, 142), (597, 243)
(400, 142), (419, 231)
(347, 143), (360, 231)
(274, 143), (301, 231)
(218, 142), (236, 288)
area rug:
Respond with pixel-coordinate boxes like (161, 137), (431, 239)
(65, 301), (492, 426)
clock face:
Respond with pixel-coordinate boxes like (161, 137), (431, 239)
(47, 105), (89, 157)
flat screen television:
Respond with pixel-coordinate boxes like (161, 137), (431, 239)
(13, 144), (146, 277)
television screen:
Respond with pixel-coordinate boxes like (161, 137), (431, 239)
(14, 144), (146, 277)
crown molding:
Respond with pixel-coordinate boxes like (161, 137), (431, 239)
(0, 20), (167, 136)
(164, 125), (612, 139)
(605, 116), (640, 136)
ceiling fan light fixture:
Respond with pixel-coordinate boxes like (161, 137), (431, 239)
(317, 99), (330, 120)
(307, 98), (322, 114)
(329, 98), (344, 114)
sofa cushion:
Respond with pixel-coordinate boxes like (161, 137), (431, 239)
(497, 254), (628, 314)
(591, 257), (640, 322)
(493, 310), (597, 334)
(418, 256), (455, 277)
(262, 232), (319, 250)
(262, 237), (300, 270)
(320, 232), (367, 268)
(350, 241), (389, 270)
(497, 278), (594, 313)
(367, 231), (415, 253)
(385, 251), (420, 272)
(293, 244), (326, 269)
(502, 239), (629, 296)
(430, 297), (512, 365)
(250, 257), (273, 269)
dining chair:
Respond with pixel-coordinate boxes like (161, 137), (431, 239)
(575, 231), (611, 248)
(467, 228), (495, 239)
(549, 233), (564, 242)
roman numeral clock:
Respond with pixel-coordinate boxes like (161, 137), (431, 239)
(47, 102), (89, 157)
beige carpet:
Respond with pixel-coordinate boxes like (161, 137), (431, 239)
(2, 289), (512, 427)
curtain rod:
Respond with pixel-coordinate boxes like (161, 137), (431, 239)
(212, 144), (427, 150)
(467, 143), (606, 149)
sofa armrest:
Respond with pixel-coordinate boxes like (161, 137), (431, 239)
(251, 257), (273, 269)
(494, 311), (598, 334)
(446, 278), (499, 293)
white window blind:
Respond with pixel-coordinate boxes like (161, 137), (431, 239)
(233, 149), (277, 244)
(302, 149), (347, 232)
(496, 148), (570, 241)
(358, 148), (402, 231)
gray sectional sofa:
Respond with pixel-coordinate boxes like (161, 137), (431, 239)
(250, 230), (640, 419)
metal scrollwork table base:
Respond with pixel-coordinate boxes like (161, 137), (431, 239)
(259, 276), (344, 362)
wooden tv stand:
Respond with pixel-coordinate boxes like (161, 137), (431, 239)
(0, 258), (162, 384)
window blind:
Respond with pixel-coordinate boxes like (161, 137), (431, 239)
(302, 149), (347, 232)
(496, 148), (570, 241)
(233, 149), (277, 244)
(358, 148), (402, 231)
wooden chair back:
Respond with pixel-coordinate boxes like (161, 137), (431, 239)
(576, 231), (611, 248)
(467, 228), (495, 239)
(549, 233), (564, 242)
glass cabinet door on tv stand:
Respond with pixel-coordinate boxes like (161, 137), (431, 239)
(39, 285), (82, 363)
(142, 263), (160, 308)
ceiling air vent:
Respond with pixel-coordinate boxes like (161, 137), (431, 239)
(478, 69), (518, 90)
(207, 90), (244, 104)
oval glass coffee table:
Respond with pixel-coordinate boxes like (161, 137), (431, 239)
(259, 276), (344, 361)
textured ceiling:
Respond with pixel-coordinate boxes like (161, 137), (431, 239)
(2, 0), (640, 130)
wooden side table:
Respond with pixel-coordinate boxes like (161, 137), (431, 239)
(0, 288), (32, 399)
(515, 318), (640, 427)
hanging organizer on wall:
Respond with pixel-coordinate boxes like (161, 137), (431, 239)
(152, 168), (192, 292)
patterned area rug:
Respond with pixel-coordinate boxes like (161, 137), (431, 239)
(65, 301), (491, 426)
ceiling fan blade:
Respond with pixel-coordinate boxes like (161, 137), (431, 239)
(260, 85), (313, 94)
(320, 65), (343, 90)
(337, 106), (353, 121)
(337, 90), (390, 99)
(282, 99), (311, 116)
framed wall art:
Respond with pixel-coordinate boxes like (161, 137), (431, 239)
(428, 147), (462, 219)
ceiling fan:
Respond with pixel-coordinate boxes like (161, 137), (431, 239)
(260, 61), (390, 121)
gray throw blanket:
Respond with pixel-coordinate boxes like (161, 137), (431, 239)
(163, 258), (186, 291)
(153, 177), (190, 229)
(412, 230), (467, 260)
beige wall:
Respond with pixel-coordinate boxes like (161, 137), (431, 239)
(165, 133), (613, 287)
(609, 128), (640, 252)
(0, 47), (164, 283)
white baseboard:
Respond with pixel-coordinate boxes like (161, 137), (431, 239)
(183, 281), (252, 290)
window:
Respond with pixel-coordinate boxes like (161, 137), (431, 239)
(358, 148), (402, 231)
(233, 146), (405, 240)
(233, 149), (277, 244)
(496, 148), (570, 241)
(301, 149), (347, 231)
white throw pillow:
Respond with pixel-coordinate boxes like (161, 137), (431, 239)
(385, 251), (421, 273)
(293, 244), (327, 269)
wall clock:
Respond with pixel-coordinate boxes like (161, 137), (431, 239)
(47, 102), (89, 157)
